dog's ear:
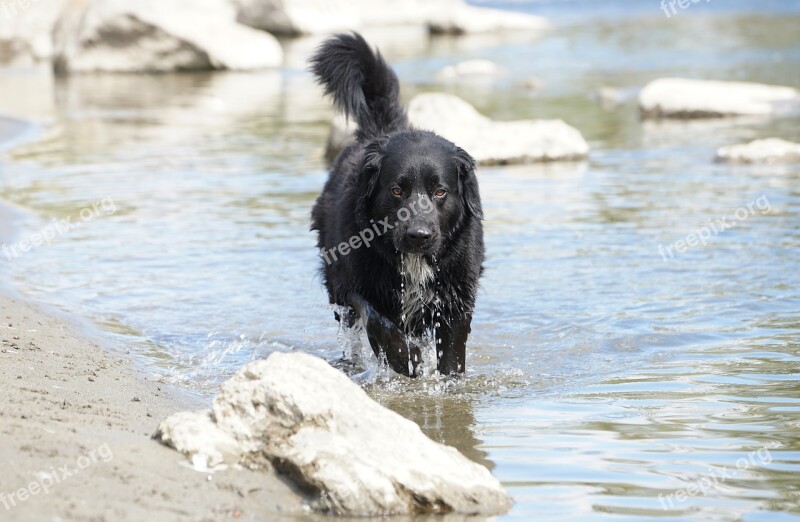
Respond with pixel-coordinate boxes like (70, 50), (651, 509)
(454, 147), (483, 220)
(359, 141), (385, 199)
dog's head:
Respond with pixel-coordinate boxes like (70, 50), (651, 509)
(357, 130), (482, 256)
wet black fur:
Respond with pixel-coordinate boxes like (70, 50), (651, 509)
(310, 33), (485, 377)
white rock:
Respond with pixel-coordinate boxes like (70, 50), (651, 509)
(639, 78), (800, 119)
(154, 410), (240, 470)
(715, 138), (800, 164)
(0, 0), (67, 67)
(233, 0), (550, 36)
(437, 59), (504, 81)
(234, 0), (360, 36)
(409, 93), (589, 164)
(326, 93), (589, 165)
(428, 4), (552, 35)
(157, 352), (512, 516)
(52, 0), (282, 74)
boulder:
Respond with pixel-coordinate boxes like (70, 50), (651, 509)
(52, 0), (282, 74)
(715, 138), (800, 164)
(234, 0), (364, 36)
(233, 0), (550, 36)
(156, 352), (513, 516)
(408, 94), (589, 164)
(0, 0), (67, 67)
(428, 4), (551, 35)
(326, 93), (589, 165)
(639, 78), (800, 119)
(436, 59), (504, 81)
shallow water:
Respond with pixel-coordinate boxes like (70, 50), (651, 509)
(1, 1), (800, 520)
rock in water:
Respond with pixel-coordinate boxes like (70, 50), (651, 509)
(326, 93), (589, 165)
(408, 93), (589, 165)
(427, 3), (551, 35)
(233, 0), (550, 36)
(0, 0), (67, 67)
(639, 78), (799, 119)
(715, 138), (800, 164)
(156, 352), (513, 516)
(52, 0), (283, 74)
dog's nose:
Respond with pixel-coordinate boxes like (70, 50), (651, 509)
(406, 227), (432, 245)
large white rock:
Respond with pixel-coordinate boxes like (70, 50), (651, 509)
(0, 0), (67, 67)
(428, 4), (552, 35)
(410, 93), (589, 164)
(156, 352), (512, 516)
(52, 0), (283, 74)
(233, 0), (550, 36)
(715, 138), (800, 164)
(639, 78), (800, 119)
(326, 93), (589, 165)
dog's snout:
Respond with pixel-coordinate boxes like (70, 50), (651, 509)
(406, 227), (432, 244)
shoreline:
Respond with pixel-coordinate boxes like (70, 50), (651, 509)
(0, 117), (305, 520)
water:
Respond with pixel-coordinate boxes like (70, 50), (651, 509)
(1, 1), (800, 519)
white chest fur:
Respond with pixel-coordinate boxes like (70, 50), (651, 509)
(401, 254), (436, 330)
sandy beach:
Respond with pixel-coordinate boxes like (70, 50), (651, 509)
(0, 118), (304, 521)
(0, 290), (307, 521)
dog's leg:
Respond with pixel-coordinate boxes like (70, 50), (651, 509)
(436, 313), (472, 375)
(349, 293), (422, 377)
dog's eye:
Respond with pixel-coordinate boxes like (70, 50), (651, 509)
(391, 187), (403, 197)
(434, 189), (447, 198)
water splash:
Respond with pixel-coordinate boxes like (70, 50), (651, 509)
(332, 304), (378, 381)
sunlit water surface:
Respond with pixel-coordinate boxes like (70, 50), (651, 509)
(1, 1), (799, 520)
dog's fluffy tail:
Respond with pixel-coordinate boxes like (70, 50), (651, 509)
(310, 33), (408, 141)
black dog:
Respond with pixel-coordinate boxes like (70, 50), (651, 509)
(310, 33), (484, 377)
